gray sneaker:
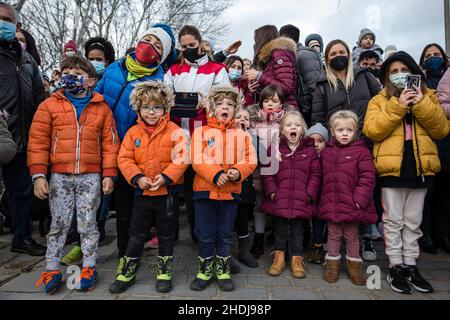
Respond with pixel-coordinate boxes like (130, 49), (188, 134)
(361, 237), (377, 261)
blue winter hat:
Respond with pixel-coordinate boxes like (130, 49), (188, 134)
(307, 123), (329, 142)
(305, 34), (324, 53)
(151, 22), (177, 64)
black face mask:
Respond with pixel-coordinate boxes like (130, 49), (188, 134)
(369, 67), (380, 79)
(184, 47), (203, 63)
(330, 56), (349, 71)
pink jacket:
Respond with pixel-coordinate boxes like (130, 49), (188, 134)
(437, 68), (450, 118)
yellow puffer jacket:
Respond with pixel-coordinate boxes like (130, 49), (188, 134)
(363, 88), (449, 177)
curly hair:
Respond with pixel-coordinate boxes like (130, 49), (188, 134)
(207, 85), (243, 116)
(130, 81), (175, 113)
(84, 37), (116, 65)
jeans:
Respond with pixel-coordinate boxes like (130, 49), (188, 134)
(194, 199), (238, 258)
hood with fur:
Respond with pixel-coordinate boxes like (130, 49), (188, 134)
(256, 37), (297, 68)
(208, 85), (244, 115)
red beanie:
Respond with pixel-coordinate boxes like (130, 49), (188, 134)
(64, 40), (78, 53)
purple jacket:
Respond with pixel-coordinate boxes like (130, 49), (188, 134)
(256, 37), (299, 108)
(260, 136), (321, 219)
(318, 139), (377, 224)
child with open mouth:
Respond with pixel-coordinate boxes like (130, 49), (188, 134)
(260, 111), (321, 279)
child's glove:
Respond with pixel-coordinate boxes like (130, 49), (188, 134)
(34, 177), (49, 200)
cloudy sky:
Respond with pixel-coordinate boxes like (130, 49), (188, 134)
(218, 0), (446, 62)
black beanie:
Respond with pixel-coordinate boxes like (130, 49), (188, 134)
(379, 51), (425, 86)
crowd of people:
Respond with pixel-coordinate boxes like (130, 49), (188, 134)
(0, 2), (449, 297)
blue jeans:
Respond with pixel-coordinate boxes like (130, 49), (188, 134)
(194, 199), (238, 258)
(2, 153), (33, 243)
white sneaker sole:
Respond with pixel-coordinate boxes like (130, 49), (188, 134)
(407, 278), (433, 293)
(386, 274), (412, 294)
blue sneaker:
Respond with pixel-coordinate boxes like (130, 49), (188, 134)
(35, 270), (63, 295)
(79, 266), (97, 292)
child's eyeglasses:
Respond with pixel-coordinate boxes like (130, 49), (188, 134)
(140, 105), (165, 114)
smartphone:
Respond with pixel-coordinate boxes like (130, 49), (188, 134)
(171, 92), (199, 118)
(405, 74), (421, 92)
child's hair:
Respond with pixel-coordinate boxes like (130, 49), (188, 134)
(84, 36), (116, 65)
(208, 85), (243, 116)
(60, 55), (96, 78)
(130, 81), (174, 113)
(245, 104), (261, 125)
(329, 110), (358, 132)
(279, 110), (308, 138)
(324, 39), (354, 92)
(259, 85), (286, 109)
(243, 58), (253, 68)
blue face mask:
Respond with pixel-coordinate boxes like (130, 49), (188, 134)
(228, 69), (242, 81)
(0, 20), (16, 42)
(389, 72), (410, 89)
(90, 60), (106, 76)
(424, 56), (444, 72)
(61, 74), (86, 95)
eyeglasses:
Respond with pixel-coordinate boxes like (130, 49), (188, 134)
(140, 105), (165, 114)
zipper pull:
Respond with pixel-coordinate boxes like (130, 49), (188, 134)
(421, 173), (425, 183)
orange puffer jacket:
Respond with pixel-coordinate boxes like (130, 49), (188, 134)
(118, 115), (189, 197)
(191, 116), (258, 201)
(28, 90), (119, 177)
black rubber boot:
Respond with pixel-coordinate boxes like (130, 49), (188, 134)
(238, 236), (258, 268)
(250, 233), (265, 259)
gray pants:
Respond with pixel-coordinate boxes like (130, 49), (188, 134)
(382, 188), (427, 267)
(46, 173), (101, 270)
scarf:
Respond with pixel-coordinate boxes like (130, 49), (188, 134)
(125, 54), (159, 82)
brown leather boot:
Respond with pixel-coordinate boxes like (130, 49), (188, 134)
(324, 255), (341, 283)
(346, 256), (365, 286)
(267, 251), (285, 276)
(291, 256), (306, 279)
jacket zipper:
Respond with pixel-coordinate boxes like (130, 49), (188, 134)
(111, 127), (117, 144)
(289, 154), (295, 218)
(412, 118), (425, 183)
(71, 102), (92, 174)
(97, 134), (101, 155)
(53, 131), (59, 154)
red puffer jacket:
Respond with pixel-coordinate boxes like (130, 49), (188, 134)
(318, 139), (377, 224)
(255, 37), (298, 108)
(260, 136), (321, 219)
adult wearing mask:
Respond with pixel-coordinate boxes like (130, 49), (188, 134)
(311, 39), (381, 134)
(0, 2), (46, 255)
(84, 37), (116, 79)
(419, 43), (449, 90)
(63, 40), (78, 58)
(164, 24), (230, 247)
(244, 25), (298, 108)
(224, 55), (253, 106)
(96, 26), (175, 260)
(279, 24), (324, 124)
(418, 43), (450, 254)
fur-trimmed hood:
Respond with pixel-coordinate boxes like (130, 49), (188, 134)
(256, 37), (297, 67)
(208, 85), (244, 114)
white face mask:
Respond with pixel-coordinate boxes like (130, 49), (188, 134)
(65, 51), (76, 57)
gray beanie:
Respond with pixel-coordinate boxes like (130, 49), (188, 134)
(307, 123), (329, 142)
(358, 28), (376, 46)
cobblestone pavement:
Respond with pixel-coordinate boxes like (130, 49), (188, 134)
(0, 212), (449, 300)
